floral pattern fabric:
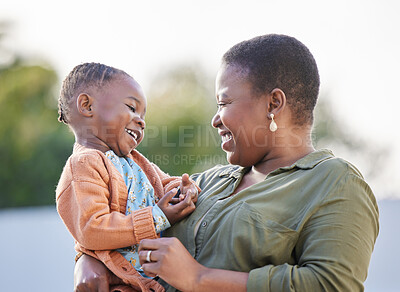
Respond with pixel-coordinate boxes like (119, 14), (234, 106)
(105, 150), (170, 275)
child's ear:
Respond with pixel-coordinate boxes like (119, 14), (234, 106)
(76, 93), (94, 117)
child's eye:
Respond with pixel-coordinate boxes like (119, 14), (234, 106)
(217, 103), (226, 109)
(126, 104), (136, 113)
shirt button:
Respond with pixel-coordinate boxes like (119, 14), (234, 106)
(202, 221), (207, 227)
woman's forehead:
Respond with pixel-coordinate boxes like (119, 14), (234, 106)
(217, 64), (249, 85)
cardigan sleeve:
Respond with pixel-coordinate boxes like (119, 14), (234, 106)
(151, 162), (201, 195)
(56, 152), (157, 251)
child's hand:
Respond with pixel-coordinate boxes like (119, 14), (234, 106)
(157, 188), (195, 225)
(177, 173), (198, 204)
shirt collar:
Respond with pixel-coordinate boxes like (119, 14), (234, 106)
(218, 166), (247, 179)
(270, 149), (334, 174)
(217, 149), (334, 178)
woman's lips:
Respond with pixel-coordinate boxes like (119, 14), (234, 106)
(220, 132), (233, 151)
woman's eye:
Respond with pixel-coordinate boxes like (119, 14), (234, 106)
(126, 104), (136, 113)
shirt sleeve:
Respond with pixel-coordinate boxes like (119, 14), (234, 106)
(247, 173), (379, 292)
(152, 204), (171, 233)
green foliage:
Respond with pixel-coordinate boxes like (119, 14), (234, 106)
(0, 62), (74, 208)
(137, 65), (227, 176)
(312, 97), (387, 177)
(0, 19), (383, 207)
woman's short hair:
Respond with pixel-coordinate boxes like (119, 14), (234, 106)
(222, 34), (320, 125)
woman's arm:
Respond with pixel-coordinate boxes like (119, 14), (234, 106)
(74, 238), (248, 292)
(139, 237), (248, 292)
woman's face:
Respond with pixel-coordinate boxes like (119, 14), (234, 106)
(211, 65), (271, 167)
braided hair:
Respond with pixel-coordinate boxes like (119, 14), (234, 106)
(222, 34), (320, 126)
(58, 62), (130, 124)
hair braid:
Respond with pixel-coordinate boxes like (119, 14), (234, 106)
(58, 62), (129, 124)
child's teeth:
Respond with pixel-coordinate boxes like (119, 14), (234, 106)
(125, 129), (138, 140)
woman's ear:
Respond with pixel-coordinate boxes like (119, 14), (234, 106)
(267, 88), (286, 115)
(76, 93), (94, 117)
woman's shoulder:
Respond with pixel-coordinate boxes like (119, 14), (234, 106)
(311, 149), (376, 202)
(313, 149), (365, 179)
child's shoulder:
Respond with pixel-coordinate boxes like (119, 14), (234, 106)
(57, 146), (110, 197)
(68, 144), (108, 171)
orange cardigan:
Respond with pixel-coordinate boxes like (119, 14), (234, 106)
(56, 144), (183, 292)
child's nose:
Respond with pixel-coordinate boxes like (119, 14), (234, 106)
(136, 117), (146, 129)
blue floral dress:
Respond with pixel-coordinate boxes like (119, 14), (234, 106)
(105, 150), (170, 277)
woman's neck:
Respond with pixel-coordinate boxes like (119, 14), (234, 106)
(251, 128), (315, 176)
(252, 146), (314, 175)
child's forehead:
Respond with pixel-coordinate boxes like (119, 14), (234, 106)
(94, 76), (146, 102)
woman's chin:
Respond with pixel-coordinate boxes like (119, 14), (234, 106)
(226, 153), (239, 166)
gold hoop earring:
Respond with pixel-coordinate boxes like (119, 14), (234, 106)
(269, 113), (277, 132)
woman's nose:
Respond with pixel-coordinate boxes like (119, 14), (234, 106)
(211, 111), (221, 128)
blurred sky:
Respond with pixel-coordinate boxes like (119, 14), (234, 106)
(1, 0), (399, 199)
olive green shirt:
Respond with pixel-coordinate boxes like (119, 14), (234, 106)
(164, 149), (379, 291)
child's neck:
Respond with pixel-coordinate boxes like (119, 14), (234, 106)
(75, 135), (110, 154)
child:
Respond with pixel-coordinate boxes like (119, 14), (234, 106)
(56, 63), (199, 292)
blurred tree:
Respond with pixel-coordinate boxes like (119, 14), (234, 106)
(137, 64), (226, 175)
(313, 96), (388, 178)
(0, 18), (384, 207)
(0, 23), (74, 208)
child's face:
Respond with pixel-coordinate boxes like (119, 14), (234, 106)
(91, 76), (147, 156)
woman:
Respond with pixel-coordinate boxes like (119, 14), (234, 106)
(75, 34), (379, 292)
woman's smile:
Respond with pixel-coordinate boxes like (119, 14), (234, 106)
(219, 130), (233, 151)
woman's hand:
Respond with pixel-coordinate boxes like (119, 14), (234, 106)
(74, 254), (121, 292)
(157, 188), (196, 225)
(138, 237), (205, 292)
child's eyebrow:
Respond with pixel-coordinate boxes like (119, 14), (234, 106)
(126, 96), (141, 104)
(126, 96), (146, 115)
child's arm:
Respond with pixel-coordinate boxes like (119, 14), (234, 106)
(151, 164), (200, 224)
(56, 153), (158, 251)
(151, 162), (201, 198)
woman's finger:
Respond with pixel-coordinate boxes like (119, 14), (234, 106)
(138, 238), (164, 252)
(138, 249), (159, 277)
(138, 249), (156, 264)
(141, 262), (160, 278)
